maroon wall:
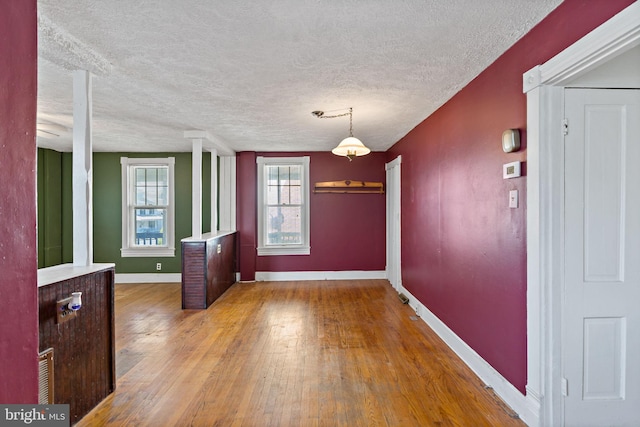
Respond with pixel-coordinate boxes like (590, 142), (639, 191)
(387, 0), (635, 393)
(237, 151), (258, 281)
(237, 152), (387, 278)
(0, 0), (39, 403)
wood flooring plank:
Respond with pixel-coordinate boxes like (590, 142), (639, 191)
(76, 280), (525, 427)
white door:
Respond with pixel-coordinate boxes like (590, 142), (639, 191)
(563, 88), (640, 426)
(386, 156), (402, 291)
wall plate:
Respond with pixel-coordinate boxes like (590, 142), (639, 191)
(56, 297), (77, 324)
(509, 190), (519, 208)
(503, 161), (521, 179)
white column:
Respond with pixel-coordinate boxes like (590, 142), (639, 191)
(72, 70), (93, 266)
(184, 130), (236, 234)
(219, 156), (237, 231)
(191, 138), (203, 239)
(210, 149), (218, 233)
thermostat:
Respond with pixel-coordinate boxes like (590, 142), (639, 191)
(503, 161), (521, 179)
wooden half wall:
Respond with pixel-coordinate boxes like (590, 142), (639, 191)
(38, 264), (115, 424)
(182, 231), (236, 309)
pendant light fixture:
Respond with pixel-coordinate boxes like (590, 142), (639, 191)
(312, 107), (370, 161)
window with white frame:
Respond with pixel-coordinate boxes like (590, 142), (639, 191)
(121, 157), (175, 257)
(257, 156), (310, 256)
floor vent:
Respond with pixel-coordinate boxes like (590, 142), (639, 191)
(38, 348), (54, 404)
(398, 293), (409, 304)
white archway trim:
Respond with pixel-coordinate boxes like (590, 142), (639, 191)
(523, 2), (640, 92)
(524, 3), (640, 427)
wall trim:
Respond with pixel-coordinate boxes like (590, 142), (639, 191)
(254, 270), (386, 282)
(115, 273), (182, 284)
(398, 285), (536, 426)
(522, 2), (640, 93)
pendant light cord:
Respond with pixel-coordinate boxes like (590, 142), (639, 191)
(311, 107), (354, 136)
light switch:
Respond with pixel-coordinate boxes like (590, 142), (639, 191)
(509, 190), (518, 208)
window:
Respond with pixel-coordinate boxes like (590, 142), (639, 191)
(121, 157), (175, 257)
(257, 156), (310, 256)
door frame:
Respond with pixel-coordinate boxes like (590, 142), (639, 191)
(523, 3), (640, 426)
(386, 155), (402, 291)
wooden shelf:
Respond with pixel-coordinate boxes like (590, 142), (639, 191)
(314, 180), (384, 194)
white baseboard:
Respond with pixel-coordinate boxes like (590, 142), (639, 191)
(398, 285), (538, 427)
(115, 273), (182, 284)
(116, 271), (387, 284)
(524, 386), (541, 427)
(255, 270), (386, 282)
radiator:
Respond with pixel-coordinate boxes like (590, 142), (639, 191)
(38, 348), (54, 404)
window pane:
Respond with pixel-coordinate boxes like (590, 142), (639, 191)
(264, 165), (303, 206)
(157, 168), (168, 186)
(133, 166), (169, 206)
(147, 168), (157, 185)
(267, 166), (280, 185)
(289, 186), (301, 204)
(266, 185), (279, 205)
(279, 185), (291, 205)
(135, 168), (146, 185)
(157, 186), (168, 206)
(279, 166), (291, 182)
(135, 208), (166, 246)
(135, 186), (146, 205)
(146, 187), (158, 205)
(266, 206), (301, 245)
(287, 166), (301, 185)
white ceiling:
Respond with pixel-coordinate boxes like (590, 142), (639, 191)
(36, 0), (562, 153)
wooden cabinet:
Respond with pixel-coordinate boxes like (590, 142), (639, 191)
(181, 231), (236, 309)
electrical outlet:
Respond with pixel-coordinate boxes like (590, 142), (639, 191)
(156, 262), (162, 271)
(56, 297), (77, 324)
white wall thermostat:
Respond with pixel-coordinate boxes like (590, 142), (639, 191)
(503, 161), (521, 179)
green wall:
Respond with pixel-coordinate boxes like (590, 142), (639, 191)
(37, 149), (213, 274)
(37, 148), (63, 268)
(62, 152), (73, 263)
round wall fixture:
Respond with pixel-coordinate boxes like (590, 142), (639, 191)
(502, 129), (520, 153)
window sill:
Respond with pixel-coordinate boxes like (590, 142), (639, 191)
(121, 247), (175, 258)
(257, 245), (310, 256)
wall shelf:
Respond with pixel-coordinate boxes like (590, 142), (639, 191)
(314, 180), (384, 194)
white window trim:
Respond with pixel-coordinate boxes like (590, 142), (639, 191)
(120, 157), (176, 257)
(256, 156), (310, 256)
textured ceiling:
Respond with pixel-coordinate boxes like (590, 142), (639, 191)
(36, 0), (562, 153)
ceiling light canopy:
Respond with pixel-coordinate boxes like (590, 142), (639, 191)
(312, 107), (370, 161)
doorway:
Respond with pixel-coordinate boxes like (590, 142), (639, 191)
(386, 156), (402, 291)
(523, 4), (640, 425)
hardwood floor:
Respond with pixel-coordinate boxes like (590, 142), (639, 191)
(76, 280), (524, 426)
